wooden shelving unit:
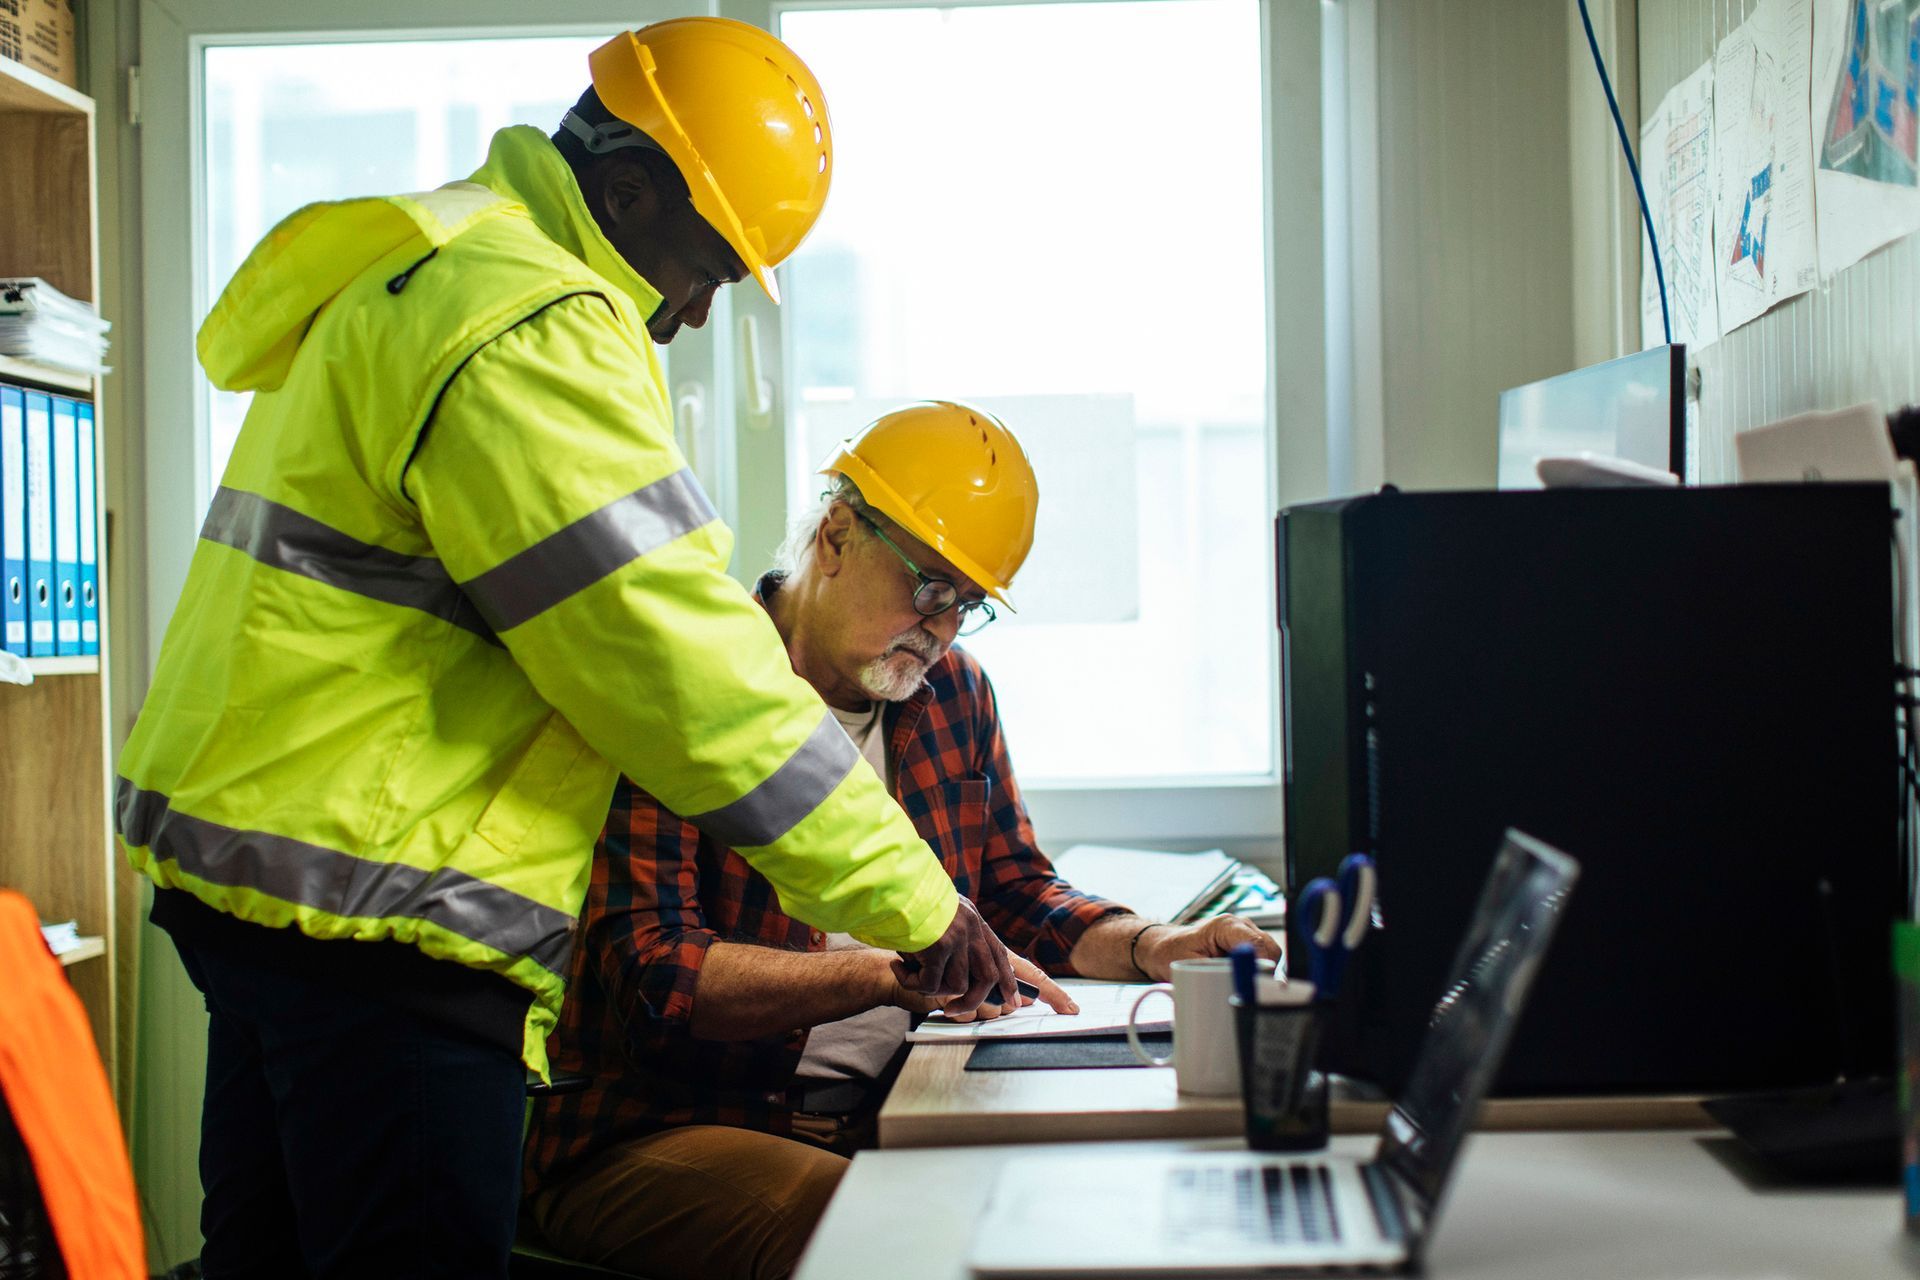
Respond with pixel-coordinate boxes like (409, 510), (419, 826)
(0, 353), (94, 395)
(23, 655), (103, 676)
(0, 53), (122, 1100)
(57, 935), (107, 967)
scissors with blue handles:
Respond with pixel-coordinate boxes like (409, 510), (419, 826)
(1296, 853), (1376, 1001)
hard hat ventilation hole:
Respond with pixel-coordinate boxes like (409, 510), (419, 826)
(819, 155), (827, 173)
(802, 96), (815, 120)
(813, 123), (823, 144)
(990, 448), (998, 464)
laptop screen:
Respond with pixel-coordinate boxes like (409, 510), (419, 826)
(1376, 831), (1581, 1213)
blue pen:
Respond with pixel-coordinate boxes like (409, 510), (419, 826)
(1229, 941), (1258, 1004)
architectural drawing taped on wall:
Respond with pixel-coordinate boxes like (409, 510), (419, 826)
(1641, 61), (1721, 350)
(1821, 0), (1919, 186)
(1714, 0), (1820, 331)
(1812, 0), (1920, 274)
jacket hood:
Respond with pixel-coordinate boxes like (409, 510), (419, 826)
(196, 183), (514, 394)
(198, 127), (662, 394)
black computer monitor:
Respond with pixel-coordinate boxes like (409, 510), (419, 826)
(1275, 484), (1897, 1096)
(1496, 344), (1687, 487)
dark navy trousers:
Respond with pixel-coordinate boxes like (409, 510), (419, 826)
(173, 934), (527, 1280)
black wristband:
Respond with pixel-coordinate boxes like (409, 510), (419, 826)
(1128, 922), (1165, 979)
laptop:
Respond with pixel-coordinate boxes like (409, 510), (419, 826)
(967, 828), (1580, 1277)
(1732, 402), (1904, 484)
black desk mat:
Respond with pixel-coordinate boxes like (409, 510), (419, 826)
(964, 1026), (1172, 1071)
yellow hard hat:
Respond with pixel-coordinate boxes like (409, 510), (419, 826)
(820, 402), (1040, 610)
(588, 19), (831, 304)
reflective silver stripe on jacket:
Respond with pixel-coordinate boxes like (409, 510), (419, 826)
(460, 468), (718, 633)
(201, 486), (497, 643)
(686, 711), (860, 848)
(116, 778), (574, 977)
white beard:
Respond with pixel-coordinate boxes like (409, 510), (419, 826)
(857, 630), (940, 701)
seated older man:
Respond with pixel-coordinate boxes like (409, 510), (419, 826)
(523, 402), (1280, 1280)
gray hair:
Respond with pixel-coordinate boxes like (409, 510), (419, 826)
(773, 474), (869, 579)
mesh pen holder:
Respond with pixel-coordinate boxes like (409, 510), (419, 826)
(1230, 987), (1329, 1152)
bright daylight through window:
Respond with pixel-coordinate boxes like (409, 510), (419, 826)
(779, 1), (1274, 785)
(202, 38), (599, 490)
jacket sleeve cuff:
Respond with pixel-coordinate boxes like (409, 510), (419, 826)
(847, 872), (960, 954)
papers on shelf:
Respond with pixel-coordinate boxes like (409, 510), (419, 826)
(906, 980), (1167, 1042)
(1051, 844), (1240, 925)
(39, 919), (81, 955)
(0, 278), (110, 377)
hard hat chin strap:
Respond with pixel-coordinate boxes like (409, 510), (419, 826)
(560, 109), (669, 159)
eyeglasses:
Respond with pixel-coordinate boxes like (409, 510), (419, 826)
(853, 509), (998, 636)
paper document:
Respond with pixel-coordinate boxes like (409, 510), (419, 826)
(38, 919), (81, 955)
(1640, 59), (1722, 350)
(1050, 845), (1239, 925)
(0, 278), (111, 376)
(1713, 0), (1820, 332)
(906, 980), (1167, 1042)
(1810, 0), (1920, 277)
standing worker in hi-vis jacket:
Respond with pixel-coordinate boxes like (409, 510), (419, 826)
(115, 20), (1016, 1279)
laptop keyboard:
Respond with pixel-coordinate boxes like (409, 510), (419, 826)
(1164, 1163), (1344, 1246)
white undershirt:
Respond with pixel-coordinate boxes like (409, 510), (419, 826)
(828, 699), (889, 786)
(796, 700), (913, 1086)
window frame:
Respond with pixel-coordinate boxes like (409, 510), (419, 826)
(737, 0), (1326, 849)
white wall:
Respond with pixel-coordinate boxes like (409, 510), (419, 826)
(1342, 0), (1579, 493)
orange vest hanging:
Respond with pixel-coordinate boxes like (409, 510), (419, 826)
(0, 891), (142, 1278)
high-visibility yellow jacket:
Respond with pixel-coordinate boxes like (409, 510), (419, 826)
(116, 127), (959, 1072)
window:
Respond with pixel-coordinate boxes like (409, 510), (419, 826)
(777, 1), (1276, 788)
(146, 1), (1314, 841)
(200, 37), (601, 490)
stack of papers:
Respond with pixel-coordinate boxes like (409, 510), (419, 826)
(39, 919), (81, 955)
(0, 277), (110, 376)
(1051, 844), (1241, 925)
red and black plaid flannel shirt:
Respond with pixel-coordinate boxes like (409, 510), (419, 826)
(524, 581), (1126, 1192)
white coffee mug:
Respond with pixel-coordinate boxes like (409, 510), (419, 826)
(1125, 957), (1240, 1096)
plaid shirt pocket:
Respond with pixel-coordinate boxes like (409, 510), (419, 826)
(922, 778), (991, 894)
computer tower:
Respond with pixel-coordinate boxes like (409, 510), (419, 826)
(1277, 484), (1898, 1095)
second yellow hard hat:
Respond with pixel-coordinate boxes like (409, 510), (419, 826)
(820, 402), (1040, 609)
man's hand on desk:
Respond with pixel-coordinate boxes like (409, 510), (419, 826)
(1134, 915), (1281, 981)
(891, 896), (1018, 1013)
(881, 952), (1080, 1022)
(1067, 913), (1282, 983)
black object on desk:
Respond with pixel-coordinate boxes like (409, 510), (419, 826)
(964, 1028), (1171, 1071)
(1277, 484), (1898, 1096)
(1704, 1077), (1899, 1183)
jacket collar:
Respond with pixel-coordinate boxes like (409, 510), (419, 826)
(467, 125), (664, 323)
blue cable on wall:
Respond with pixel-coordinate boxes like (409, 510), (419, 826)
(1577, 0), (1671, 346)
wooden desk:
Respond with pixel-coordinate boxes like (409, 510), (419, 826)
(879, 1040), (1243, 1148)
(879, 1041), (1713, 1148)
(798, 1131), (1911, 1280)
